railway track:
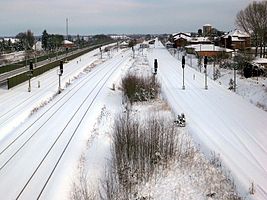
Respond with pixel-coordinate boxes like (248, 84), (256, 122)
(0, 51), (130, 199)
(0, 55), (99, 131)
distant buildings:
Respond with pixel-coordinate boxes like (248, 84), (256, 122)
(170, 23), (252, 58)
(203, 24), (212, 37)
(172, 32), (212, 48)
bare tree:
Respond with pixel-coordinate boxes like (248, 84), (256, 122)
(236, 1), (267, 58)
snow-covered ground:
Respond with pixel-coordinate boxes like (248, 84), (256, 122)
(153, 41), (267, 200)
(0, 51), (26, 65)
(0, 45), (133, 199)
(170, 49), (267, 111)
(0, 40), (266, 200)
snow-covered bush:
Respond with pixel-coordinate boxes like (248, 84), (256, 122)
(101, 113), (180, 199)
(121, 73), (160, 104)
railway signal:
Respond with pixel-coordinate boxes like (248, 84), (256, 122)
(204, 56), (208, 90)
(27, 61), (34, 92)
(58, 61), (64, 93)
(154, 59), (158, 74)
(100, 47), (102, 59)
(182, 56), (185, 90)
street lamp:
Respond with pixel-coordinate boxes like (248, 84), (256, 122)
(182, 56), (185, 90)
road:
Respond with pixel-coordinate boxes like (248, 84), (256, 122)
(0, 47), (130, 199)
(148, 42), (267, 200)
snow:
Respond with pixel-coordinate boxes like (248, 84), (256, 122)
(0, 45), (131, 199)
(186, 44), (233, 52)
(148, 40), (267, 200)
(223, 29), (250, 38)
(254, 58), (267, 65)
(0, 38), (266, 200)
(63, 40), (74, 45)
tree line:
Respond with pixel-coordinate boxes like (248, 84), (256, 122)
(236, 1), (267, 58)
(41, 30), (64, 51)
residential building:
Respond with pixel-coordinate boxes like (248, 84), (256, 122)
(185, 44), (233, 58)
(221, 30), (251, 50)
(172, 32), (191, 48)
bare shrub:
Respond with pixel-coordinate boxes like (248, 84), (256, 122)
(101, 112), (183, 199)
(121, 73), (160, 104)
(70, 166), (98, 200)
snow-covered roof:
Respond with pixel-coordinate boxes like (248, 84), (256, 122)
(110, 35), (130, 40)
(3, 38), (19, 43)
(63, 40), (74, 45)
(231, 37), (245, 42)
(173, 34), (191, 41)
(165, 41), (173, 45)
(32, 41), (43, 51)
(186, 44), (233, 52)
(254, 58), (267, 64)
(223, 30), (250, 38)
(190, 37), (211, 43)
(203, 24), (212, 27)
(173, 32), (191, 38)
(120, 41), (128, 46)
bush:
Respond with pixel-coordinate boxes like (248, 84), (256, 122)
(102, 113), (181, 199)
(121, 73), (160, 104)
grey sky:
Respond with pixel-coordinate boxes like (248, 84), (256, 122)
(0, 0), (255, 36)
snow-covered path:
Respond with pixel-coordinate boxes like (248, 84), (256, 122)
(148, 43), (267, 199)
(0, 49), (131, 199)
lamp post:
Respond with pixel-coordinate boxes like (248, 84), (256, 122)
(204, 56), (208, 90)
(182, 56), (185, 90)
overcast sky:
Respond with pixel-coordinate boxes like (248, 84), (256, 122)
(0, 0), (255, 36)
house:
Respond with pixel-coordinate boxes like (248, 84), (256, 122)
(189, 37), (212, 45)
(119, 41), (129, 48)
(140, 41), (149, 49)
(62, 40), (75, 49)
(172, 32), (213, 48)
(165, 41), (174, 48)
(32, 41), (43, 51)
(172, 32), (191, 48)
(185, 44), (233, 58)
(221, 30), (251, 50)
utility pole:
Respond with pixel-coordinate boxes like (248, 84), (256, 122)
(204, 56), (208, 90)
(66, 18), (69, 40)
(182, 56), (185, 90)
(34, 40), (37, 67)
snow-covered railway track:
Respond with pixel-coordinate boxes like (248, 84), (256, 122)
(148, 44), (267, 199)
(0, 53), (99, 131)
(0, 52), (130, 199)
(0, 55), (111, 166)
